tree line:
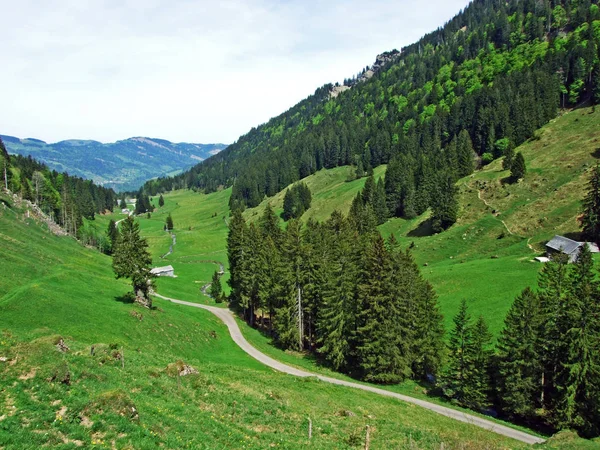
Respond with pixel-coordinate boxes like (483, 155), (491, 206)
(227, 204), (445, 383)
(441, 246), (600, 438)
(1, 137), (117, 237)
(142, 0), (594, 226)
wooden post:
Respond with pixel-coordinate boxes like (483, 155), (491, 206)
(308, 417), (312, 440)
(364, 425), (371, 450)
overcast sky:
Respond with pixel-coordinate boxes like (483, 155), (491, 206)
(1, 0), (472, 144)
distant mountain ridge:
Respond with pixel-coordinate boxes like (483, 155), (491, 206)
(1, 134), (227, 192)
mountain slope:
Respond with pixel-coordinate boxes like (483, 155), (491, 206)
(144, 0), (598, 219)
(0, 192), (533, 449)
(1, 135), (227, 191)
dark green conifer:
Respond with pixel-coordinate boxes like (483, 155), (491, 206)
(497, 287), (543, 421)
(581, 164), (600, 244)
(511, 152), (526, 180)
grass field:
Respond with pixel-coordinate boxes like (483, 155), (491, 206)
(3, 107), (600, 448)
(0, 196), (542, 449)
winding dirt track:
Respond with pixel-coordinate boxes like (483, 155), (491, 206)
(153, 292), (545, 445)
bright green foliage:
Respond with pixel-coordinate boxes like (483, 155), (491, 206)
(497, 287), (543, 421)
(581, 164), (600, 243)
(112, 216), (155, 307)
(511, 152), (526, 180)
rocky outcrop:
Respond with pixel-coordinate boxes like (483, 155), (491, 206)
(330, 49), (400, 98)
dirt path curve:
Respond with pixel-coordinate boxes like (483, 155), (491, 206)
(160, 233), (177, 259)
(152, 292), (545, 445)
(196, 261), (225, 296)
(477, 189), (519, 239)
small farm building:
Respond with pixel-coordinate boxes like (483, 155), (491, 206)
(150, 265), (175, 277)
(545, 235), (599, 263)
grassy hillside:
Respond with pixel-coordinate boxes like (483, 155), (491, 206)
(0, 199), (536, 448)
(125, 107), (600, 339)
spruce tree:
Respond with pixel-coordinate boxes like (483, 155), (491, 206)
(430, 171), (458, 232)
(497, 287), (543, 421)
(502, 142), (515, 171)
(554, 244), (600, 435)
(112, 216), (155, 308)
(469, 315), (493, 410)
(165, 214), (174, 231)
(282, 188), (297, 221)
(317, 211), (357, 370)
(209, 270), (223, 303)
(537, 252), (570, 414)
(581, 164), (600, 244)
(355, 234), (410, 383)
(511, 152), (526, 180)
(373, 178), (389, 225)
(106, 219), (119, 255)
(457, 130), (475, 177)
(227, 209), (248, 309)
(158, 194), (164, 207)
(443, 300), (477, 407)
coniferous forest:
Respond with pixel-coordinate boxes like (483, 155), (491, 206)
(227, 202), (600, 437)
(0, 137), (118, 238)
(227, 204), (446, 384)
(144, 0), (600, 229)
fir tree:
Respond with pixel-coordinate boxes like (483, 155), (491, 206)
(554, 244), (600, 436)
(469, 315), (494, 410)
(209, 270), (223, 303)
(511, 152), (526, 180)
(106, 219), (119, 255)
(355, 234), (410, 383)
(166, 214), (174, 231)
(112, 216), (155, 308)
(430, 171), (458, 232)
(497, 287), (543, 421)
(373, 178), (389, 225)
(581, 164), (600, 244)
(443, 300), (478, 407)
(158, 194), (165, 207)
(317, 211), (357, 370)
(537, 252), (570, 414)
(227, 209), (248, 309)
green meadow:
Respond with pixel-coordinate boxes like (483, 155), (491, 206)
(1, 195), (535, 449)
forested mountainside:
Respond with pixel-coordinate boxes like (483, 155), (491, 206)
(0, 137), (117, 237)
(1, 135), (227, 192)
(144, 0), (600, 218)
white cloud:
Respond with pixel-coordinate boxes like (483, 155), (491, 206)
(0, 0), (472, 144)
